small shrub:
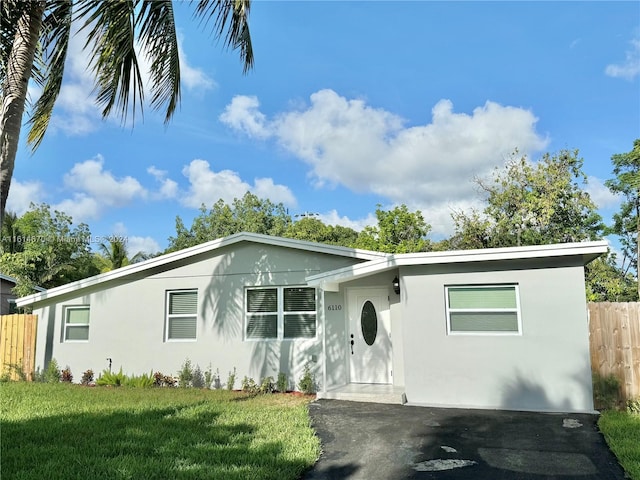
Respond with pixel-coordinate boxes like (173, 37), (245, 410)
(81, 369), (94, 386)
(32, 366), (46, 383)
(6, 363), (29, 381)
(44, 359), (61, 384)
(298, 364), (316, 395)
(204, 364), (214, 389)
(0, 370), (11, 383)
(213, 369), (222, 389)
(192, 365), (205, 389)
(124, 371), (154, 388)
(227, 367), (236, 391)
(627, 397), (640, 415)
(593, 372), (622, 410)
(178, 358), (194, 388)
(163, 375), (177, 387)
(153, 371), (165, 387)
(61, 366), (73, 383)
(96, 367), (126, 387)
(241, 376), (259, 395)
(260, 376), (275, 394)
(277, 372), (288, 392)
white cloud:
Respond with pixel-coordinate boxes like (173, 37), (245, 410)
(5, 180), (45, 215)
(63, 156), (147, 207)
(53, 194), (101, 221)
(586, 176), (620, 210)
(221, 89), (549, 236)
(605, 38), (640, 80)
(318, 209), (377, 232)
(177, 38), (216, 91)
(180, 159), (296, 208)
(219, 95), (270, 139)
(147, 166), (178, 199)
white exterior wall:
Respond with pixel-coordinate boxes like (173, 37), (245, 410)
(399, 260), (594, 412)
(32, 243), (363, 389)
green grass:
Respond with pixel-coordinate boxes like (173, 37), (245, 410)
(0, 383), (320, 480)
(599, 410), (640, 480)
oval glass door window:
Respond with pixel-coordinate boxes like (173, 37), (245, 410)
(361, 300), (378, 346)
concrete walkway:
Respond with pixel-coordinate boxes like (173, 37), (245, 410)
(303, 399), (626, 479)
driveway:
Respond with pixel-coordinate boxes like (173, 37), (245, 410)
(303, 399), (626, 479)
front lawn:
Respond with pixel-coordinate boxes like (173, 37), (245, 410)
(599, 410), (640, 480)
(0, 383), (320, 480)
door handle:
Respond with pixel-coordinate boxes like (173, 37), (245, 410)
(350, 334), (354, 355)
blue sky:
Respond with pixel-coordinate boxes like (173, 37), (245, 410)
(7, 1), (640, 255)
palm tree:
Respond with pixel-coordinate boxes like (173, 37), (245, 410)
(0, 0), (254, 224)
(95, 237), (149, 272)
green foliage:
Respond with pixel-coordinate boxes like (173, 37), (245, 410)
(227, 367), (237, 391)
(298, 364), (316, 395)
(241, 376), (259, 395)
(166, 193), (292, 252)
(93, 237), (151, 272)
(277, 372), (288, 392)
(586, 255), (638, 302)
(81, 369), (94, 386)
(191, 364), (205, 389)
(2, 363), (29, 382)
(593, 372), (622, 411)
(628, 398), (640, 415)
(123, 371), (155, 388)
(96, 368), (126, 387)
(285, 217), (358, 246)
(32, 366), (46, 383)
(0, 204), (99, 296)
(451, 149), (604, 249)
(598, 410), (640, 479)
(45, 359), (61, 384)
(61, 366), (73, 383)
(355, 204), (431, 253)
(260, 376), (275, 394)
(0, 370), (11, 383)
(177, 358), (193, 388)
(605, 138), (639, 289)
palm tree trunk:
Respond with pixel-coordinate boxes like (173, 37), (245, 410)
(0, 2), (46, 226)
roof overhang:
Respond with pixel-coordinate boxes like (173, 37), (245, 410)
(306, 240), (609, 292)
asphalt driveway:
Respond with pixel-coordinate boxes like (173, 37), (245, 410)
(303, 399), (626, 479)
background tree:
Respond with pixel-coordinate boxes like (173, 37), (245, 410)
(354, 204), (431, 253)
(0, 203), (98, 296)
(284, 216), (358, 246)
(93, 237), (148, 272)
(451, 149), (604, 249)
(165, 192), (291, 252)
(1, 0), (254, 223)
(605, 138), (639, 297)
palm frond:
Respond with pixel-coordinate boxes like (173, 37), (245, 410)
(137, 0), (180, 124)
(193, 0), (254, 73)
(76, 0), (144, 124)
(26, 0), (73, 150)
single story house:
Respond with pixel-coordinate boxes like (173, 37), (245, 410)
(1, 273), (45, 315)
(15, 232), (607, 413)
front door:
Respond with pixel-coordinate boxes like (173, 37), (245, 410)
(348, 288), (392, 384)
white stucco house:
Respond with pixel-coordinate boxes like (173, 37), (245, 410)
(15, 233), (607, 413)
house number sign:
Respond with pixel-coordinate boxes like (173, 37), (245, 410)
(327, 304), (342, 311)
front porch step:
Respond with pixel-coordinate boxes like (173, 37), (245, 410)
(317, 384), (407, 405)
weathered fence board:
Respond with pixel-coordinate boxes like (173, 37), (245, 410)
(589, 302), (640, 402)
(0, 314), (37, 381)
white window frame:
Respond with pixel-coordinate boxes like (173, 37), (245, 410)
(165, 289), (198, 342)
(63, 305), (90, 342)
(245, 286), (317, 341)
(445, 284), (522, 336)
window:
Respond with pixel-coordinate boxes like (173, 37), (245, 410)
(64, 306), (90, 341)
(246, 287), (316, 340)
(445, 285), (521, 334)
(166, 290), (198, 341)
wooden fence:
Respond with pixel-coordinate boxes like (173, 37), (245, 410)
(0, 314), (38, 381)
(589, 302), (640, 402)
